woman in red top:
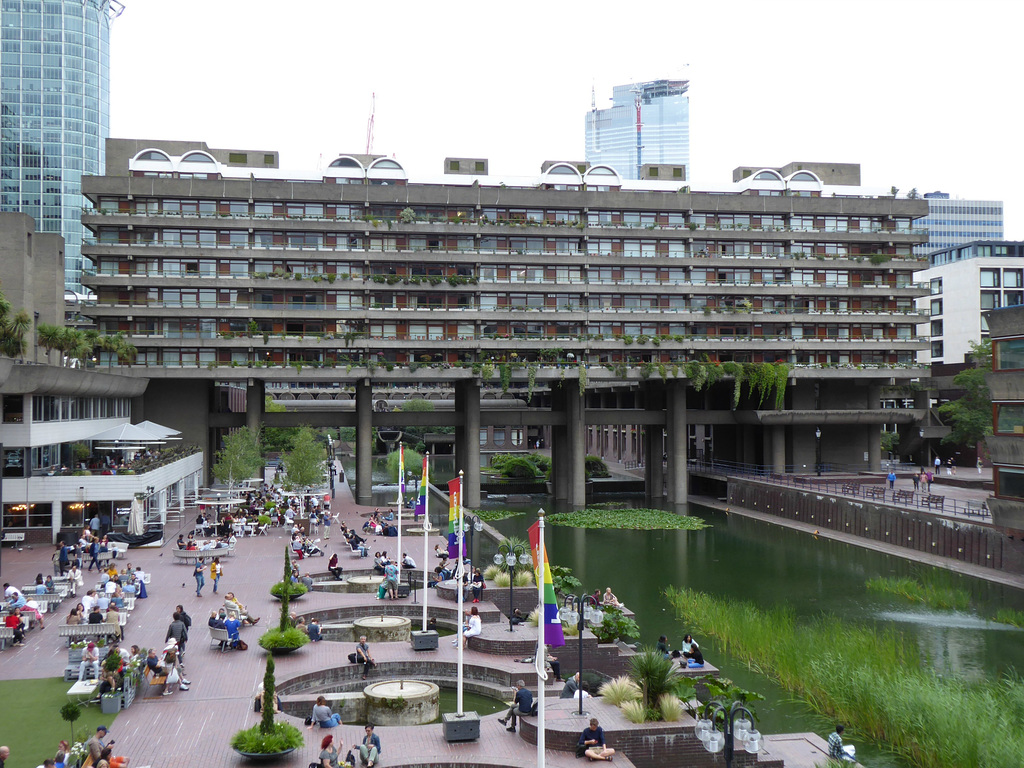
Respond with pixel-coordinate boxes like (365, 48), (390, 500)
(5, 609), (26, 646)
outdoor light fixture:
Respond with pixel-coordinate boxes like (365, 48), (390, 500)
(814, 426), (822, 477)
(694, 700), (760, 767)
(558, 593), (604, 715)
(493, 542), (531, 632)
(462, 513), (484, 564)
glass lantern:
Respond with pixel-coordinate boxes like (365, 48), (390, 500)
(473, 519), (483, 532)
(493, 553), (504, 566)
(518, 551), (532, 565)
(695, 718), (712, 741)
(706, 730), (724, 754)
(734, 716), (751, 745)
(745, 730), (761, 753)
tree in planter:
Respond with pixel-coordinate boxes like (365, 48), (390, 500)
(281, 426), (326, 492)
(230, 655), (304, 755)
(259, 546), (310, 651)
(212, 426), (263, 495)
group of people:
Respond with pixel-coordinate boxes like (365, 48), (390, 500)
(4, 583), (46, 646)
(312, 725), (381, 768)
(656, 633), (705, 667)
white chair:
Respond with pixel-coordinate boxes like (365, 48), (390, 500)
(255, 524), (268, 537)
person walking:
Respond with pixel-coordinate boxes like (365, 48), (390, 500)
(887, 470), (896, 490)
(912, 471), (920, 492)
(210, 557), (222, 594)
(977, 457), (984, 474)
(193, 560), (205, 597)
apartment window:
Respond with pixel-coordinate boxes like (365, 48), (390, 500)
(981, 269), (1000, 288)
(264, 154), (275, 165)
(931, 340), (943, 359)
(930, 320), (943, 337)
(930, 299), (942, 316)
(1005, 270), (1022, 288)
(997, 467), (1024, 501)
(995, 405), (1024, 434)
(228, 153), (247, 163)
(995, 337), (1024, 370)
(981, 291), (1001, 310)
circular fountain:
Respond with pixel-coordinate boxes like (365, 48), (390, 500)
(364, 679), (440, 726)
(353, 615), (412, 643)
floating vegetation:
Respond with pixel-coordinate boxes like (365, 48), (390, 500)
(994, 608), (1024, 629)
(472, 508), (523, 522)
(666, 586), (1024, 768)
(866, 574), (971, 611)
(546, 507), (708, 531)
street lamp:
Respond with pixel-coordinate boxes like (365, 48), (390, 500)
(493, 542), (531, 632)
(462, 512), (484, 567)
(815, 426), (822, 476)
(694, 700), (761, 768)
(558, 594), (604, 716)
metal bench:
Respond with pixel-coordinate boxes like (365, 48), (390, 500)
(0, 626), (14, 649)
(965, 500), (988, 517)
(1, 531), (25, 543)
(924, 494), (945, 509)
(841, 483), (859, 494)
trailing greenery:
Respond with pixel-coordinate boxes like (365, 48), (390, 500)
(866, 573), (970, 611)
(269, 581), (309, 599)
(666, 586), (1024, 768)
(545, 507), (709, 530)
(685, 360), (789, 410)
(584, 454), (610, 478)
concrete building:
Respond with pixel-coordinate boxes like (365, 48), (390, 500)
(984, 304), (1024, 536)
(0, 0), (123, 294)
(585, 79), (689, 181)
(0, 213), (202, 546)
(79, 138), (930, 509)
(914, 192), (1004, 256)
(915, 241), (1024, 365)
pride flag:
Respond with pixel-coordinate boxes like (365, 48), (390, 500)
(399, 444), (405, 497)
(528, 521), (565, 647)
(447, 476), (461, 560)
(414, 454), (428, 518)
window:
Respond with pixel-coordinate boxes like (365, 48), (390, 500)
(931, 320), (943, 336)
(981, 292), (1001, 310)
(931, 340), (943, 359)
(981, 269), (1000, 288)
(228, 153), (247, 163)
(995, 337), (1024, 370)
(930, 299), (942, 316)
(995, 405), (1024, 434)
(997, 467), (1024, 501)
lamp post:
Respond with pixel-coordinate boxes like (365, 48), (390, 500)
(493, 542), (531, 632)
(815, 426), (822, 476)
(919, 426), (927, 468)
(558, 594), (604, 716)
(694, 700), (761, 768)
(462, 512), (483, 567)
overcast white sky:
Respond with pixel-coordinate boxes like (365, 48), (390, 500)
(110, 0), (1023, 234)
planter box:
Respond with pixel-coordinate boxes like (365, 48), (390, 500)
(442, 711), (480, 742)
(411, 630), (438, 651)
(101, 693), (122, 714)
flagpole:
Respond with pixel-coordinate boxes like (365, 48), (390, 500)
(421, 453), (430, 632)
(397, 445), (404, 586)
(536, 507), (547, 768)
(456, 469), (465, 716)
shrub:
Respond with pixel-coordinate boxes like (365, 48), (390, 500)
(257, 626), (310, 651)
(630, 648), (683, 710)
(512, 569), (534, 587)
(585, 455), (610, 478)
(621, 700), (648, 723)
(598, 676), (642, 707)
(498, 456), (539, 479)
(385, 448), (423, 482)
(230, 721), (304, 753)
(482, 564), (502, 581)
(590, 607), (641, 644)
(269, 581), (308, 599)
(492, 571), (511, 588)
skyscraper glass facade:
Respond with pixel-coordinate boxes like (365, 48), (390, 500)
(0, 0), (119, 293)
(914, 193), (1004, 256)
(585, 79), (689, 181)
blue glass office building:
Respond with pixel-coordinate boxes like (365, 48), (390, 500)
(585, 79), (690, 181)
(0, 0), (121, 292)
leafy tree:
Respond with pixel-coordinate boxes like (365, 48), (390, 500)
(939, 340), (992, 447)
(281, 426), (325, 490)
(401, 398), (435, 412)
(385, 447), (423, 482)
(262, 395), (299, 454)
(881, 430), (900, 455)
(213, 427), (262, 492)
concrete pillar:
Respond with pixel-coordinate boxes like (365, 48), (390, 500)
(666, 380), (688, 504)
(355, 379), (373, 505)
(867, 424), (882, 471)
(771, 426), (786, 473)
(245, 379), (265, 433)
(176, 479), (185, 511)
(867, 382), (882, 410)
(550, 385), (568, 502)
(456, 380), (481, 509)
(644, 427), (664, 500)
(566, 384), (586, 509)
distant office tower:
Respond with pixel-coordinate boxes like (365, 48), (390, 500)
(913, 191), (1004, 256)
(0, 0), (122, 293)
(585, 79), (689, 181)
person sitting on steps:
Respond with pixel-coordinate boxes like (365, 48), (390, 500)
(498, 680), (534, 733)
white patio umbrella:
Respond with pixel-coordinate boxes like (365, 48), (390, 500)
(86, 423), (166, 444)
(127, 497), (145, 535)
(135, 420), (182, 440)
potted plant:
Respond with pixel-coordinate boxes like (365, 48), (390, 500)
(230, 656), (304, 760)
(100, 651), (124, 713)
(258, 547), (310, 655)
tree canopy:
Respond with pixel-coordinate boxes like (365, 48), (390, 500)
(939, 340), (992, 447)
(213, 427), (263, 490)
(281, 426), (326, 489)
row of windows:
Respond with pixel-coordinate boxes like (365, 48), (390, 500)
(30, 395), (130, 423)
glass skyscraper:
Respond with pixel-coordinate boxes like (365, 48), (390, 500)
(914, 192), (1004, 256)
(0, 0), (121, 293)
(585, 79), (690, 181)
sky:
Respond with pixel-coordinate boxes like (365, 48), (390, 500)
(110, 0), (1024, 235)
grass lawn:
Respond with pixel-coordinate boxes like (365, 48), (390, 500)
(0, 677), (118, 767)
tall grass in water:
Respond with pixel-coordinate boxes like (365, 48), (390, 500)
(865, 571), (971, 611)
(994, 608), (1024, 629)
(666, 586), (1024, 768)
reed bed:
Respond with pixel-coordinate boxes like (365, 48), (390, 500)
(666, 586), (1024, 768)
(865, 574), (971, 611)
(994, 608), (1024, 629)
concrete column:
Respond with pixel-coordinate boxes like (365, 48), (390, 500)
(762, 428), (773, 472)
(771, 426), (786, 473)
(176, 479), (185, 511)
(245, 379), (265, 433)
(550, 385), (568, 502)
(666, 380), (688, 504)
(355, 379), (373, 505)
(566, 383), (586, 509)
(158, 489), (168, 526)
(867, 424), (882, 471)
(867, 382), (882, 410)
(456, 380), (481, 509)
(644, 426), (664, 501)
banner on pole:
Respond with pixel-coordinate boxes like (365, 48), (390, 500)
(447, 476), (461, 559)
(528, 521), (565, 648)
(414, 455), (428, 518)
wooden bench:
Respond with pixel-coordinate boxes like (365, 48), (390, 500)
(143, 664), (168, 692)
(924, 494), (945, 509)
(865, 486), (887, 500)
(0, 626), (14, 649)
(841, 483), (859, 494)
(965, 500), (989, 517)
(893, 489), (915, 504)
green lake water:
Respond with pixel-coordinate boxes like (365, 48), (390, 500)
(350, 458), (1024, 767)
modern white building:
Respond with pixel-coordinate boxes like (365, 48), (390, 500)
(913, 192), (1004, 256)
(916, 241), (1024, 365)
(585, 79), (689, 181)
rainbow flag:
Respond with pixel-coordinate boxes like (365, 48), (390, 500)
(528, 521), (565, 647)
(447, 476), (461, 559)
(398, 444), (405, 497)
(414, 454), (428, 518)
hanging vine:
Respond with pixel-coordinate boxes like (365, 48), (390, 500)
(773, 362), (790, 410)
(527, 364), (538, 400)
(499, 363), (512, 394)
(578, 361), (588, 396)
(722, 362), (744, 409)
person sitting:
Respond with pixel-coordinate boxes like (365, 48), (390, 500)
(254, 683), (282, 713)
(327, 554), (343, 580)
(105, 606), (122, 641)
(828, 724), (856, 762)
(176, 534), (186, 550)
(470, 568), (484, 603)
(224, 612), (242, 649)
(79, 642), (100, 680)
(355, 635), (375, 680)
(224, 593), (260, 625)
(602, 587), (623, 609)
(357, 724), (381, 767)
(681, 634), (699, 660)
(560, 672), (589, 700)
(498, 680), (534, 733)
(97, 670), (118, 697)
(578, 717), (615, 762)
(656, 635), (670, 658)
(309, 695), (342, 728)
(87, 605), (105, 625)
(67, 604), (84, 625)
(683, 642), (704, 667)
(454, 606), (482, 649)
(509, 608), (525, 626)
(4, 608), (26, 646)
(291, 535), (304, 560)
(319, 734), (341, 768)
(308, 617), (323, 642)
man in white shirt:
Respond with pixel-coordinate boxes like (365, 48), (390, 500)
(81, 590), (97, 614)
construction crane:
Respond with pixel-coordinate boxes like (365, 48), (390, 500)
(365, 93), (375, 156)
